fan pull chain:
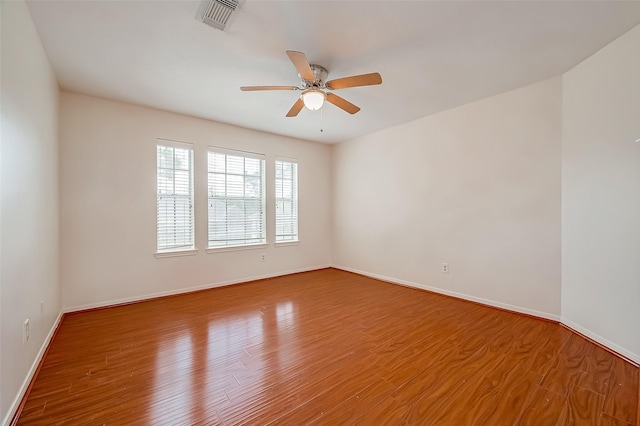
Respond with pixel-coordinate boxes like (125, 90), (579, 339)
(320, 107), (324, 133)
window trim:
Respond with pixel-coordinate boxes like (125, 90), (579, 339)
(274, 241), (300, 248)
(206, 243), (268, 254)
(154, 249), (199, 258)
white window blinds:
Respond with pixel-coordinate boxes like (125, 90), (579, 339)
(208, 148), (266, 248)
(275, 160), (298, 242)
(157, 141), (195, 252)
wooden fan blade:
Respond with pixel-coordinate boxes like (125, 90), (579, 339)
(286, 51), (315, 82)
(286, 98), (305, 117)
(326, 73), (382, 90)
(326, 93), (360, 115)
(241, 86), (298, 91)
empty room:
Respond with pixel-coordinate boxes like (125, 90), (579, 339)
(1, 0), (639, 424)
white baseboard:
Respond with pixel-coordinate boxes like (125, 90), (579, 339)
(2, 311), (64, 426)
(3, 265), (329, 425)
(333, 265), (640, 365)
(332, 264), (561, 322)
(64, 265), (331, 313)
(561, 317), (640, 365)
(5, 266), (637, 426)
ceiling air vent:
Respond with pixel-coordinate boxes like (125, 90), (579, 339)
(200, 0), (238, 31)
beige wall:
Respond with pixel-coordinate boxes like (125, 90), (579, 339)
(59, 93), (332, 310)
(332, 77), (563, 320)
(0, 0), (61, 422)
(561, 25), (640, 362)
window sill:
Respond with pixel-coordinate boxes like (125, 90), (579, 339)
(154, 249), (199, 258)
(274, 241), (300, 247)
(207, 243), (268, 254)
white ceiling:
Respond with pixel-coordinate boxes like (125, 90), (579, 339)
(26, 0), (640, 144)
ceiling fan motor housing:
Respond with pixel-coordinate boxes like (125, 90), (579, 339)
(302, 64), (328, 88)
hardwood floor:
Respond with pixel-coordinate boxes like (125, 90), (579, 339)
(16, 268), (638, 425)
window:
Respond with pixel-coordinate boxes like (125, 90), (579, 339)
(208, 148), (266, 248)
(157, 140), (195, 253)
(275, 159), (298, 242)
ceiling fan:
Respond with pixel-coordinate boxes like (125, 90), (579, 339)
(241, 51), (382, 117)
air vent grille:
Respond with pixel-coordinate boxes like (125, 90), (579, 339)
(201, 0), (238, 31)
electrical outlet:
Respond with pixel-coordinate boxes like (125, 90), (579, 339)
(261, 254), (266, 262)
(442, 263), (449, 274)
(41, 301), (45, 316)
(23, 319), (30, 343)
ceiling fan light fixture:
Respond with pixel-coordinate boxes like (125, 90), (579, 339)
(240, 50), (382, 117)
(301, 89), (326, 111)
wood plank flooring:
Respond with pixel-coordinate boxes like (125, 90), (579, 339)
(16, 268), (639, 425)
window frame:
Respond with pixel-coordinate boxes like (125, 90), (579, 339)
(275, 158), (299, 244)
(206, 146), (267, 251)
(155, 139), (196, 256)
